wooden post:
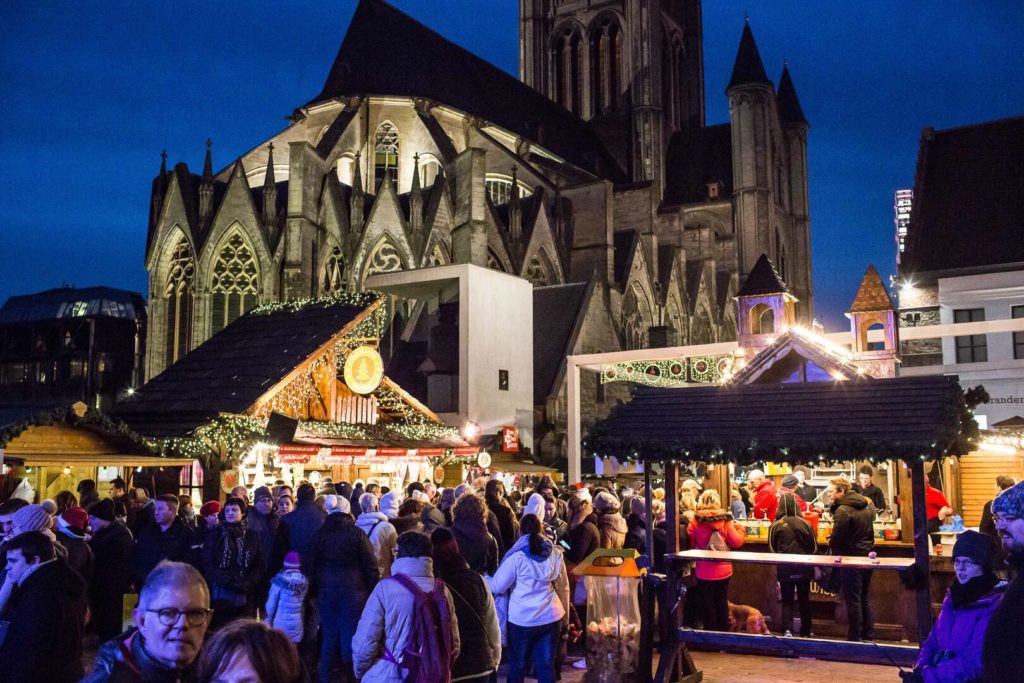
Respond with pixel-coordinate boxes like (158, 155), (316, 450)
(665, 461), (680, 554)
(911, 460), (933, 641)
(567, 359), (581, 485)
(645, 466), (655, 565)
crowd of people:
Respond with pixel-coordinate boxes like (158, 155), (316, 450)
(2, 468), (1024, 682)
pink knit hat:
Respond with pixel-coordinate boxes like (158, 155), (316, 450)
(284, 551), (302, 569)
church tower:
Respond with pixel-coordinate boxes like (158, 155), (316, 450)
(519, 0), (704, 188)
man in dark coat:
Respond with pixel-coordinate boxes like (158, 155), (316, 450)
(54, 505), (94, 626)
(485, 479), (520, 554)
(133, 494), (200, 588)
(247, 486), (283, 600)
(450, 493), (499, 575)
(828, 477), (875, 641)
(305, 495), (379, 683)
(87, 498), (135, 641)
(853, 465), (887, 513)
(77, 479), (100, 509)
(983, 481), (1024, 682)
(280, 482), (326, 562)
(0, 531), (85, 682)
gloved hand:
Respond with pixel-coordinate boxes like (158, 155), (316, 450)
(899, 670), (924, 683)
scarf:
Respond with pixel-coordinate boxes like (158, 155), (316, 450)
(950, 571), (998, 609)
(217, 523), (255, 578)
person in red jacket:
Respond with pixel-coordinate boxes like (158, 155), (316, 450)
(747, 470), (779, 522)
(687, 490), (746, 630)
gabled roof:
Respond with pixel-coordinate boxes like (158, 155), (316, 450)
(662, 123), (733, 207)
(847, 265), (894, 314)
(727, 23), (772, 92)
(777, 64), (807, 126)
(737, 254), (789, 297)
(728, 329), (861, 385)
(112, 295), (381, 437)
(0, 287), (146, 324)
(310, 0), (624, 181)
(533, 283), (592, 402)
(991, 415), (1024, 431)
(901, 116), (1024, 275)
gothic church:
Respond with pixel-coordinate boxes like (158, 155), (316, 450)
(143, 0), (814, 458)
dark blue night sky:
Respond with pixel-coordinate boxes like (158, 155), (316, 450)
(2, 1), (1022, 331)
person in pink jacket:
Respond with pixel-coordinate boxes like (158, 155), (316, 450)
(687, 489), (745, 630)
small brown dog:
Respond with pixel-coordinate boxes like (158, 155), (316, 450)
(727, 602), (771, 634)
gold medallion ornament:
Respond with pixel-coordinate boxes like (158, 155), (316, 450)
(344, 346), (385, 395)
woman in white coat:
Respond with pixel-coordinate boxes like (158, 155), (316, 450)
(486, 514), (570, 683)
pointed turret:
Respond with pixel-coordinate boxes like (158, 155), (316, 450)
(727, 21), (772, 93)
(508, 166), (522, 243)
(160, 149), (168, 177)
(737, 253), (789, 297)
(846, 265), (899, 377)
(262, 143), (277, 226)
(777, 63), (808, 126)
(199, 139), (214, 225)
(350, 151), (364, 233)
(150, 150), (169, 227)
(409, 153), (423, 235)
(735, 254), (797, 350)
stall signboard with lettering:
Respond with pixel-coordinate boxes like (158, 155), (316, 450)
(278, 444), (320, 464)
(502, 426), (519, 452)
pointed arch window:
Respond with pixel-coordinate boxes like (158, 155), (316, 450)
(321, 246), (346, 295)
(692, 307), (713, 345)
(525, 254), (552, 287)
(210, 231), (259, 335)
(374, 122), (399, 191)
(553, 26), (582, 115)
(363, 238), (404, 285)
(622, 283), (651, 350)
(426, 243), (447, 268)
(487, 249), (507, 273)
(591, 17), (622, 115)
(164, 236), (195, 364)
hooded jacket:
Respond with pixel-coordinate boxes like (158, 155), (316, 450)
(83, 627), (198, 683)
(828, 492), (875, 556)
(521, 493), (546, 521)
(305, 513), (379, 597)
(264, 568), (309, 643)
(280, 498), (326, 562)
(752, 480), (779, 521)
(687, 508), (746, 581)
(356, 511), (398, 579)
(918, 578), (1004, 683)
(379, 490), (402, 520)
(597, 511), (628, 549)
(245, 506), (281, 574)
(565, 512), (600, 566)
(55, 519), (95, 584)
(437, 560), (502, 681)
(352, 556), (461, 682)
(768, 493), (818, 582)
(487, 534), (570, 628)
(451, 516), (499, 576)
(624, 513), (648, 554)
(0, 558), (85, 682)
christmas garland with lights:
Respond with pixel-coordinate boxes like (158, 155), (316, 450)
(0, 404), (152, 453)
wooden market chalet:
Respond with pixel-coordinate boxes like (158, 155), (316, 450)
(112, 293), (471, 497)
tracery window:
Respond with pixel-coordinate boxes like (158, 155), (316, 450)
(426, 243), (447, 267)
(590, 18), (622, 115)
(363, 239), (403, 283)
(321, 246), (345, 295)
(487, 249), (507, 273)
(374, 122), (399, 190)
(622, 284), (650, 350)
(164, 237), (194, 364)
(525, 255), (551, 287)
(691, 307), (713, 345)
(553, 27), (582, 115)
(210, 231), (259, 335)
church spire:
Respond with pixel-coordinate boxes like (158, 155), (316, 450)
(199, 139), (214, 225)
(410, 153), (423, 234)
(202, 138), (213, 179)
(263, 143), (277, 226)
(777, 63), (808, 126)
(727, 22), (772, 93)
(350, 151), (365, 234)
(160, 149), (167, 177)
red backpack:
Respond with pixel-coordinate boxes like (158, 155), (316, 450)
(383, 573), (455, 683)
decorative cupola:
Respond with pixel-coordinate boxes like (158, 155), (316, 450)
(262, 143), (277, 227)
(198, 138), (214, 225)
(735, 253), (797, 351)
(846, 264), (899, 378)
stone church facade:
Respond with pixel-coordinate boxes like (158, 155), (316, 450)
(143, 0), (814, 457)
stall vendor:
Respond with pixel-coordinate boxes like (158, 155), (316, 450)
(926, 483), (954, 535)
(853, 466), (887, 513)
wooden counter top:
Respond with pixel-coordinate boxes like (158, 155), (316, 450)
(673, 549), (915, 570)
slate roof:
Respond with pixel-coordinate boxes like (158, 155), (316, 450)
(737, 254), (789, 297)
(533, 283), (591, 402)
(591, 375), (967, 461)
(0, 287), (146, 325)
(662, 123), (733, 207)
(111, 297), (379, 437)
(777, 65), (807, 126)
(309, 0), (624, 181)
(727, 23), (772, 92)
(848, 265), (894, 313)
(901, 116), (1024, 275)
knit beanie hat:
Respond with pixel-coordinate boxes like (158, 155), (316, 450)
(88, 498), (116, 523)
(594, 491), (620, 514)
(952, 530), (996, 571)
(992, 480), (1024, 520)
(199, 501), (221, 517)
(781, 474), (799, 489)
(13, 504), (52, 534)
(284, 551), (302, 569)
(379, 490), (401, 519)
(60, 507), (89, 532)
(253, 486), (273, 503)
(40, 499), (57, 516)
(324, 494), (351, 515)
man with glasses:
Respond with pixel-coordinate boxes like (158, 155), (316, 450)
(84, 561), (212, 682)
(982, 481), (1024, 682)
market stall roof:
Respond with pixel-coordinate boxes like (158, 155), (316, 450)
(488, 453), (559, 474)
(586, 375), (975, 464)
(4, 453), (197, 467)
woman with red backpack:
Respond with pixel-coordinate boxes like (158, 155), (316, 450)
(687, 489), (746, 631)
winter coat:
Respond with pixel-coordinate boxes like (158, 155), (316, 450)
(487, 510), (506, 557)
(88, 521), (134, 614)
(652, 520), (671, 573)
(918, 580), (1004, 683)
(0, 558), (85, 682)
(451, 517), (499, 575)
(392, 512), (424, 536)
(687, 509), (746, 581)
(280, 498), (326, 563)
(128, 501), (155, 538)
(200, 522), (264, 605)
(597, 511), (628, 549)
(245, 507), (282, 574)
(439, 562), (502, 680)
(305, 513), (379, 602)
(133, 518), (200, 588)
(854, 483), (887, 512)
(264, 568), (309, 643)
(983, 559), (1024, 683)
(356, 511), (399, 578)
(352, 556), (461, 682)
(565, 513), (600, 566)
(624, 513), (648, 554)
(56, 524), (95, 583)
(379, 491), (401, 520)
(487, 495), (520, 553)
(768, 507), (817, 582)
(751, 480), (779, 521)
(80, 489), (101, 509)
(828, 492), (875, 556)
(544, 516), (568, 545)
(422, 505), (447, 533)
(486, 534), (570, 628)
(83, 628), (198, 683)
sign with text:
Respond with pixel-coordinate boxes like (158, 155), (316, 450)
(502, 426), (519, 452)
(277, 444), (320, 464)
